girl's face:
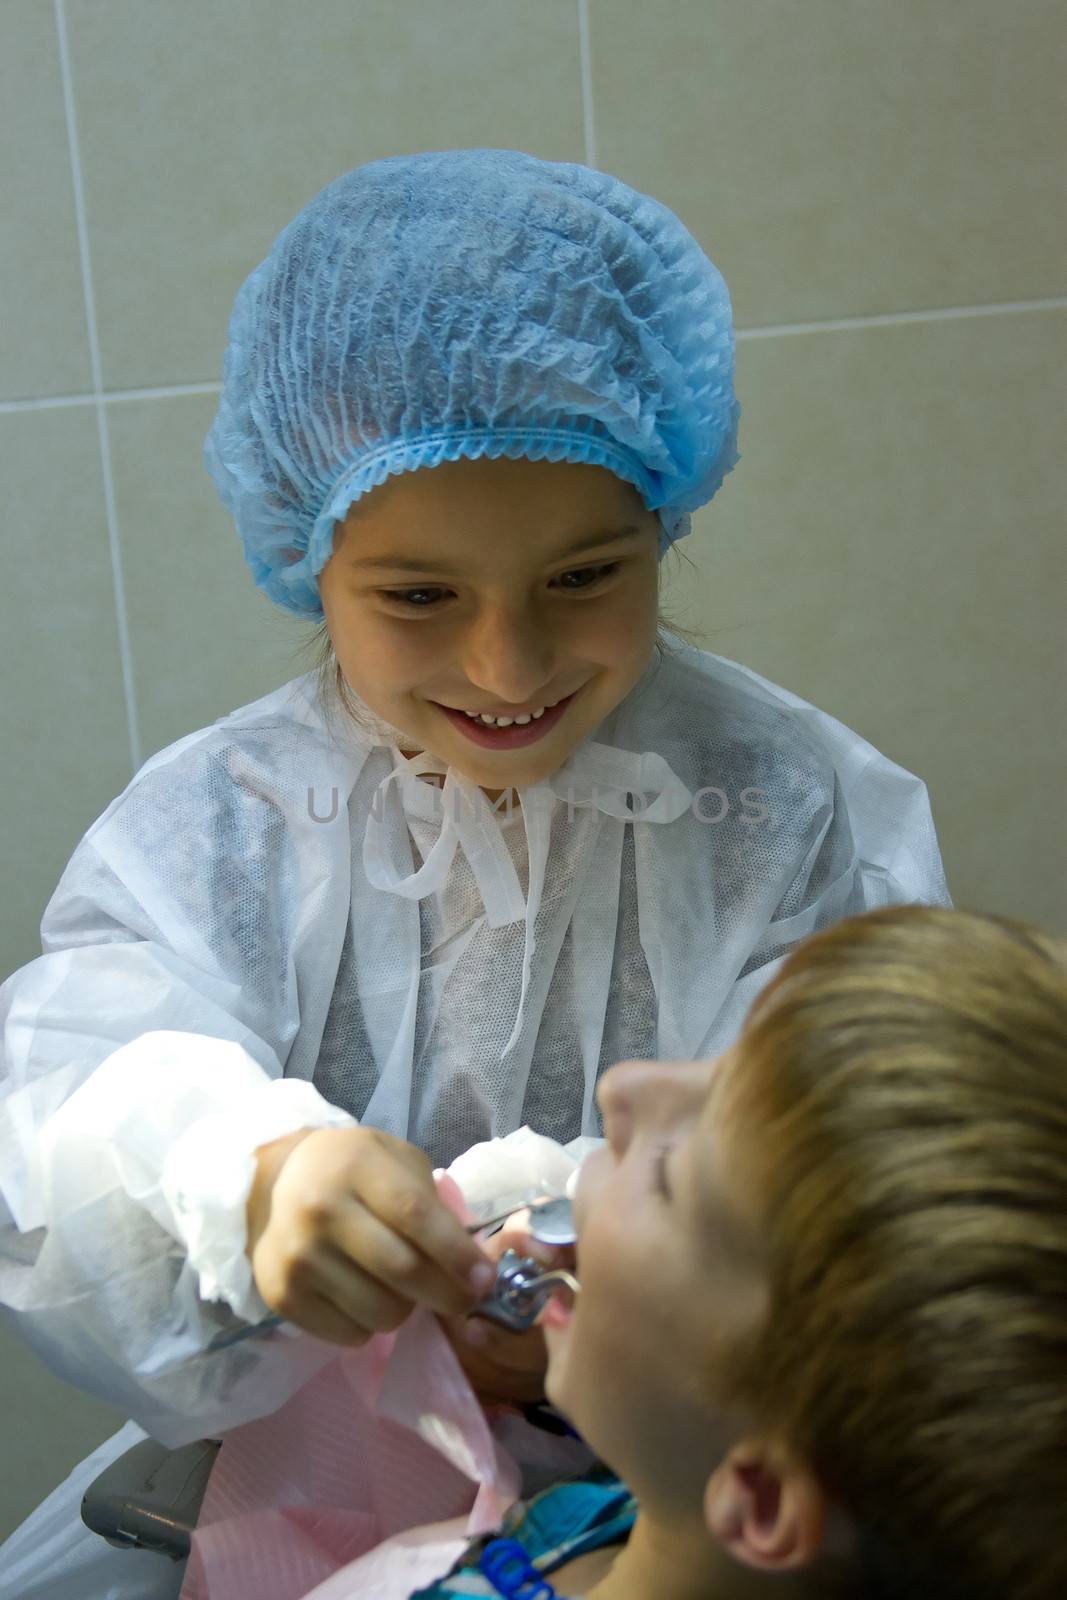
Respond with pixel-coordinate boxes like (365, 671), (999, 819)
(543, 1051), (769, 1518)
(317, 456), (661, 791)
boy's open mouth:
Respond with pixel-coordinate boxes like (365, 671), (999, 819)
(538, 1279), (578, 1330)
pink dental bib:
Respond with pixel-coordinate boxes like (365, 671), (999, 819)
(180, 1143), (592, 1600)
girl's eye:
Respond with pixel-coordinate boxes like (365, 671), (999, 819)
(380, 586), (451, 609)
(555, 562), (621, 591)
(379, 561), (621, 608)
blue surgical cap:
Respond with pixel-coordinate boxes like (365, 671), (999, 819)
(204, 148), (741, 619)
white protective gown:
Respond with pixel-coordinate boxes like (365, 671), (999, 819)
(0, 639), (949, 1459)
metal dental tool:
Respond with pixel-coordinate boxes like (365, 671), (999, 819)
(471, 1248), (581, 1333)
(465, 1193), (577, 1246)
(465, 1195), (581, 1332)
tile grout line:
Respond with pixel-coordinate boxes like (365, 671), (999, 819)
(738, 296), (1067, 338)
(3, 295), (1065, 419)
(0, 382), (223, 415)
(578, 0), (597, 171)
(54, 0), (142, 775)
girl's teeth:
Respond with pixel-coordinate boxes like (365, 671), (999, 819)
(466, 705), (549, 726)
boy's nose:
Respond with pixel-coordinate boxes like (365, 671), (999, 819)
(596, 1057), (718, 1148)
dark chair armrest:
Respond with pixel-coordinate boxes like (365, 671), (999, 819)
(80, 1435), (221, 1560)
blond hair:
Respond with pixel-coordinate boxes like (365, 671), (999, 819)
(725, 904), (1067, 1600)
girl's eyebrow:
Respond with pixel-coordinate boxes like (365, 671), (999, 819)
(345, 523), (644, 574)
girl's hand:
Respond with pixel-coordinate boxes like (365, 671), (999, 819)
(438, 1217), (576, 1406)
(245, 1125), (497, 1344)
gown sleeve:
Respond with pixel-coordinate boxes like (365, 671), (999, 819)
(0, 736), (356, 1446)
(700, 732), (952, 1055)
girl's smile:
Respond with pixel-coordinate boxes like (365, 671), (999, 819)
(431, 687), (580, 750)
(317, 454), (662, 792)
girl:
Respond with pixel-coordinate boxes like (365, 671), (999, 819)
(0, 150), (947, 1481)
(404, 903), (1067, 1600)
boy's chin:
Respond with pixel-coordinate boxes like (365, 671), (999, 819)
(543, 1356), (579, 1427)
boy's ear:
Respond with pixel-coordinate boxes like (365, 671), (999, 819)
(703, 1439), (827, 1573)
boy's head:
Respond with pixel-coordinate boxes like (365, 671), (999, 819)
(545, 905), (1067, 1600)
(317, 454), (661, 788)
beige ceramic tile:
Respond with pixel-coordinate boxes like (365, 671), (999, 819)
(112, 309), (1066, 932)
(107, 392), (319, 760)
(660, 307), (1067, 931)
(1, 0), (91, 399)
(0, 407), (132, 982)
(65, 0), (584, 391)
(592, 0), (1067, 327)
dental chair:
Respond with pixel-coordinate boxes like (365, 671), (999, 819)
(80, 1436), (219, 1562)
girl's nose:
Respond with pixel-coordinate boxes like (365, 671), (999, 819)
(460, 603), (556, 706)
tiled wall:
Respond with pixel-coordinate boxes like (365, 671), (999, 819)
(1, 0), (1064, 1540)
